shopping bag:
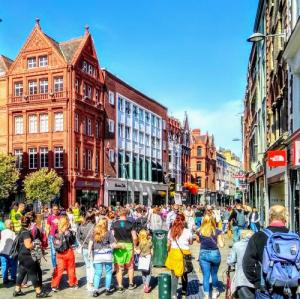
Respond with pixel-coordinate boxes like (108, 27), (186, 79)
(138, 254), (151, 271)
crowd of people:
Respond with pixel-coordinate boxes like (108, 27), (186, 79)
(0, 200), (299, 299)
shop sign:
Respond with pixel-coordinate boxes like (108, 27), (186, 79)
(174, 193), (182, 205)
(115, 183), (126, 188)
(267, 150), (287, 167)
(293, 140), (300, 166)
(76, 180), (100, 188)
(234, 172), (245, 179)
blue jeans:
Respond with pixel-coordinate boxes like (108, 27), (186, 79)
(232, 226), (242, 243)
(199, 249), (221, 294)
(93, 262), (113, 290)
(0, 255), (17, 282)
(48, 236), (57, 268)
(82, 248), (94, 284)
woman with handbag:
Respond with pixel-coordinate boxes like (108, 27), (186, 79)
(13, 216), (48, 298)
(196, 214), (224, 299)
(77, 211), (95, 291)
(88, 218), (116, 297)
(165, 213), (193, 299)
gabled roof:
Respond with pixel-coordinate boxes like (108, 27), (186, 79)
(59, 37), (83, 63)
(0, 55), (14, 75)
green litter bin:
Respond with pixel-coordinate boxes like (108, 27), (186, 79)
(152, 229), (168, 267)
(158, 273), (171, 299)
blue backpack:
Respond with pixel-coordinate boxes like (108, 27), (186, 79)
(261, 229), (300, 297)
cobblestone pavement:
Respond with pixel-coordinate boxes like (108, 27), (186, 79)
(0, 237), (231, 299)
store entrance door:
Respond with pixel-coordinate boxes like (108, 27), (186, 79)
(76, 190), (98, 210)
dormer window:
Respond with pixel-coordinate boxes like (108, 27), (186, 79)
(82, 61), (87, 72)
(39, 56), (48, 67)
(27, 57), (37, 69)
(88, 64), (93, 75)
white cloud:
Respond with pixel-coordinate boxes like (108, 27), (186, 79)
(172, 100), (243, 157)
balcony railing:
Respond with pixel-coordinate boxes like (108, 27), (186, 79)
(11, 91), (66, 103)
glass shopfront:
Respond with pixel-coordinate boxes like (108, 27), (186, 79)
(108, 190), (132, 206)
(76, 190), (98, 209)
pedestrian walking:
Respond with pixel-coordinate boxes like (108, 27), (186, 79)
(77, 211), (95, 291)
(196, 214), (224, 299)
(227, 229), (255, 298)
(112, 207), (138, 293)
(148, 207), (163, 232)
(165, 213), (193, 299)
(51, 216), (78, 292)
(0, 219), (17, 285)
(89, 218), (116, 297)
(136, 229), (153, 293)
(243, 205), (300, 299)
(248, 207), (260, 233)
(228, 203), (247, 243)
(13, 216), (48, 298)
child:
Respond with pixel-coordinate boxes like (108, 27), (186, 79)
(136, 229), (153, 293)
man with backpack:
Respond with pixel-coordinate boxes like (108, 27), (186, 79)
(228, 202), (247, 243)
(242, 205), (300, 298)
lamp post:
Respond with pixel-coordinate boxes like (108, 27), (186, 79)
(122, 162), (131, 204)
(247, 32), (286, 43)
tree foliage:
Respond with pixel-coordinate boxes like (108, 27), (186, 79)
(0, 152), (19, 200)
(24, 168), (63, 204)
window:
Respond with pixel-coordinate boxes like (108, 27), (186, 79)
(133, 129), (138, 142)
(29, 148), (37, 169)
(197, 161), (202, 171)
(39, 79), (48, 94)
(196, 176), (202, 188)
(15, 116), (23, 134)
(162, 120), (166, 130)
(75, 147), (79, 169)
(197, 146), (202, 157)
(28, 115), (37, 133)
(125, 126), (131, 140)
(108, 119), (114, 133)
(145, 112), (150, 124)
(39, 56), (48, 67)
(40, 147), (48, 168)
(118, 124), (124, 138)
(156, 117), (160, 128)
(28, 80), (37, 95)
(40, 114), (48, 133)
(139, 109), (144, 122)
(109, 149), (115, 163)
(95, 89), (99, 103)
(87, 150), (92, 170)
(151, 136), (155, 147)
(95, 151), (99, 172)
(83, 150), (86, 169)
(145, 134), (150, 146)
(108, 91), (115, 105)
(75, 78), (80, 93)
(118, 97), (123, 112)
(96, 121), (99, 138)
(54, 146), (63, 168)
(125, 101), (131, 115)
(14, 82), (23, 96)
(84, 83), (92, 99)
(27, 57), (37, 69)
(54, 77), (63, 92)
(88, 64), (93, 76)
(82, 61), (87, 72)
(156, 138), (161, 149)
(151, 115), (155, 127)
(163, 140), (166, 151)
(14, 149), (23, 169)
(139, 132), (144, 144)
(75, 113), (79, 132)
(82, 118), (86, 135)
(133, 106), (138, 119)
(87, 118), (92, 136)
(54, 112), (63, 131)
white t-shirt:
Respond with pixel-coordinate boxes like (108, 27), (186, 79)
(168, 228), (192, 250)
(0, 228), (16, 255)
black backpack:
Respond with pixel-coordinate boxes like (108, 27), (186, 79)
(9, 231), (24, 260)
(134, 217), (148, 233)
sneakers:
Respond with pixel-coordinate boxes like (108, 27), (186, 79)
(70, 285), (79, 290)
(93, 291), (100, 297)
(105, 289), (114, 296)
(128, 283), (137, 290)
(13, 290), (25, 297)
(212, 289), (220, 299)
(117, 286), (124, 293)
(51, 288), (58, 292)
(36, 291), (49, 298)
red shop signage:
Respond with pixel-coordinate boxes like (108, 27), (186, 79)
(267, 150), (287, 167)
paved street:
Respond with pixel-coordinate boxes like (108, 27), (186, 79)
(0, 237), (231, 299)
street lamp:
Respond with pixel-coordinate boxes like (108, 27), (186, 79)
(122, 162), (131, 204)
(247, 32), (286, 43)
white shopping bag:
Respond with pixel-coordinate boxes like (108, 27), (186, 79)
(138, 254), (151, 271)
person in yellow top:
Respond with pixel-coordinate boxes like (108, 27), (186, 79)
(72, 202), (81, 224)
(9, 202), (18, 223)
(165, 213), (193, 299)
(11, 203), (25, 233)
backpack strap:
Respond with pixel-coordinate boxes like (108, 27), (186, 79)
(263, 228), (273, 238)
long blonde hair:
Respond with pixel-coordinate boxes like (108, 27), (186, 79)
(199, 215), (217, 237)
(58, 215), (69, 232)
(138, 229), (150, 247)
(94, 218), (108, 242)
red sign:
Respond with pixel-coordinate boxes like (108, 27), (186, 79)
(267, 150), (287, 167)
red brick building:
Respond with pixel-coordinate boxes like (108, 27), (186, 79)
(190, 129), (216, 202)
(0, 20), (105, 207)
(102, 70), (169, 206)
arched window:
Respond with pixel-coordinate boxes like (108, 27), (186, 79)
(197, 146), (202, 157)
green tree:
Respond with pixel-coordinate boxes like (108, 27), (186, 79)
(0, 152), (19, 200)
(24, 168), (63, 204)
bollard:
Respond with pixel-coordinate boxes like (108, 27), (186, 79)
(158, 272), (171, 299)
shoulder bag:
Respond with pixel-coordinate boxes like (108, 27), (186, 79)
(175, 238), (194, 274)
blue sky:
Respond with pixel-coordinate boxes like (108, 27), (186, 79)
(0, 1), (258, 157)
